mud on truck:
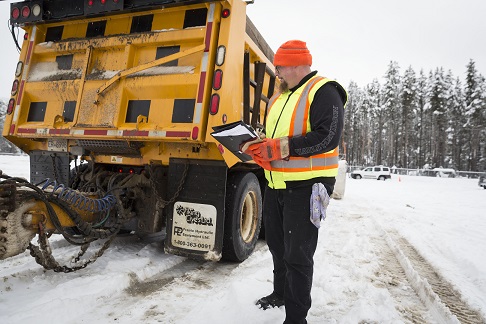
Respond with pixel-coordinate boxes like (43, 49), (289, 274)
(0, 0), (278, 272)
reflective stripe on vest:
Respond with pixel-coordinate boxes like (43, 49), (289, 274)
(270, 149), (339, 172)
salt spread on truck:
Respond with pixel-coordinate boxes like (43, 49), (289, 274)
(1, 0), (277, 271)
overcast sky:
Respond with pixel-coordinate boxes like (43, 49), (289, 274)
(1, 0), (485, 98)
(246, 0), (486, 87)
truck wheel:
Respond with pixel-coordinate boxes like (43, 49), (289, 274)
(222, 172), (262, 262)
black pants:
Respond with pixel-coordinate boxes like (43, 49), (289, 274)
(263, 183), (322, 324)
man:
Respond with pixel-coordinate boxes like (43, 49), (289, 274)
(243, 40), (347, 323)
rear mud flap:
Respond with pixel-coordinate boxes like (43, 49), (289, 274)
(165, 158), (227, 261)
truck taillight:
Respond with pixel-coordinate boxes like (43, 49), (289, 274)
(15, 62), (23, 77)
(88, 0), (94, 6)
(216, 46), (226, 66)
(11, 80), (19, 96)
(11, 7), (20, 20)
(210, 94), (220, 115)
(222, 9), (231, 18)
(7, 99), (15, 115)
(192, 127), (199, 140)
(101, 0), (106, 4)
(213, 70), (223, 90)
(21, 6), (30, 18)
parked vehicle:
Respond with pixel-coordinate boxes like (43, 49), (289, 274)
(351, 165), (391, 180)
(422, 168), (456, 178)
(479, 175), (486, 189)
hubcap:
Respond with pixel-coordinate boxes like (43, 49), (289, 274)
(240, 191), (257, 243)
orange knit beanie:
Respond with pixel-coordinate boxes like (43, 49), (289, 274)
(273, 40), (312, 67)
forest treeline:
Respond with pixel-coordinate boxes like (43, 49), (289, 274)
(342, 59), (485, 172)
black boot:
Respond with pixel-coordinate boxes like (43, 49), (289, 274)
(255, 292), (284, 310)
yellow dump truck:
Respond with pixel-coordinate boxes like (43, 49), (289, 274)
(1, 0), (277, 272)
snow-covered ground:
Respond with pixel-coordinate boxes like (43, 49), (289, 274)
(1, 154), (485, 323)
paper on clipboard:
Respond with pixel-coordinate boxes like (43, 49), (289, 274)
(210, 121), (263, 162)
(211, 124), (257, 138)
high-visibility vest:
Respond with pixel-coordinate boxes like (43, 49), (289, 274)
(265, 76), (347, 189)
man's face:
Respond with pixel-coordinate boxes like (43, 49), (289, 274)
(275, 65), (294, 92)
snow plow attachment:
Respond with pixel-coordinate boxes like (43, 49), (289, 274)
(0, 173), (121, 271)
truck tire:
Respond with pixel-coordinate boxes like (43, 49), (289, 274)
(222, 172), (262, 262)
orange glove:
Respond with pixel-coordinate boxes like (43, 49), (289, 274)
(245, 137), (290, 162)
(251, 154), (272, 170)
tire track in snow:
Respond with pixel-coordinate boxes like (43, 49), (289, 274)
(344, 198), (484, 323)
(357, 226), (436, 323)
(372, 233), (435, 323)
(386, 231), (486, 324)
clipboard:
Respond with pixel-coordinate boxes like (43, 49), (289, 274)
(210, 121), (262, 162)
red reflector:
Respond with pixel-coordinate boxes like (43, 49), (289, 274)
(11, 7), (20, 20)
(11, 80), (19, 96)
(210, 94), (220, 115)
(88, 0), (94, 6)
(101, 0), (106, 4)
(23, 33), (29, 40)
(218, 144), (225, 154)
(21, 6), (30, 18)
(213, 69), (223, 90)
(222, 114), (228, 124)
(129, 168), (134, 174)
(118, 168), (123, 173)
(192, 127), (199, 140)
(222, 9), (230, 18)
(7, 99), (15, 115)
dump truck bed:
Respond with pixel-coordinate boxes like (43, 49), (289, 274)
(5, 0), (275, 169)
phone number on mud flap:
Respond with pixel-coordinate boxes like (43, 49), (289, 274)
(173, 240), (211, 250)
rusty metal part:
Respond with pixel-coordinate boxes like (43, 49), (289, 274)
(28, 223), (117, 273)
(0, 200), (37, 260)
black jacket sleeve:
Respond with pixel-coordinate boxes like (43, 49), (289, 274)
(288, 82), (345, 157)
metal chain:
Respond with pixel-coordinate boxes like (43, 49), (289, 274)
(151, 162), (189, 208)
(50, 154), (60, 183)
(28, 223), (117, 273)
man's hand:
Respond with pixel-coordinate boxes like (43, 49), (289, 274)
(250, 154), (273, 170)
(244, 137), (290, 162)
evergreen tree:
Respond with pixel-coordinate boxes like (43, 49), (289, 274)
(429, 67), (448, 168)
(464, 60), (483, 171)
(367, 79), (384, 165)
(414, 69), (429, 169)
(400, 66), (417, 168)
(381, 61), (401, 166)
(343, 81), (361, 165)
(446, 75), (467, 170)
